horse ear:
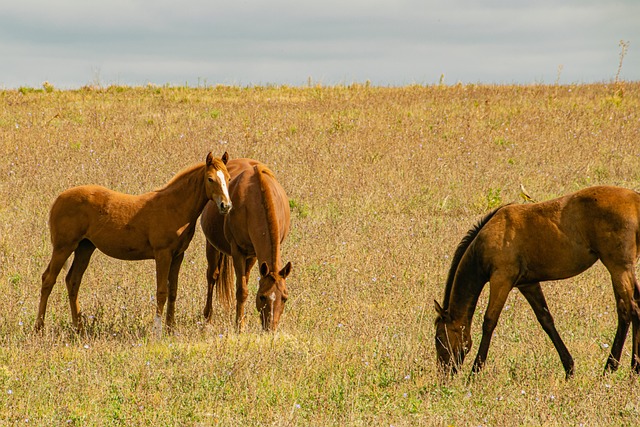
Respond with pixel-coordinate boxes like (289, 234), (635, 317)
(280, 262), (292, 279)
(434, 300), (446, 317)
(259, 262), (269, 277)
(221, 151), (229, 164)
(206, 152), (214, 166)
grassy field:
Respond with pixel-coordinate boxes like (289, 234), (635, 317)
(1, 82), (640, 426)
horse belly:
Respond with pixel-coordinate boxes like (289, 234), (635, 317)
(520, 240), (598, 283)
(85, 220), (154, 260)
(92, 235), (154, 261)
(100, 247), (152, 261)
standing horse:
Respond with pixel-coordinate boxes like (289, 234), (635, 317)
(35, 152), (232, 336)
(435, 186), (640, 379)
(200, 158), (292, 331)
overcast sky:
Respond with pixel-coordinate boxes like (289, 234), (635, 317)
(1, 0), (638, 88)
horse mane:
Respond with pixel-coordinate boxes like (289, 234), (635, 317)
(255, 164), (281, 268)
(155, 162), (205, 192)
(441, 204), (510, 310)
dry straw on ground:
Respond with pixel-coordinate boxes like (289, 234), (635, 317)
(0, 82), (639, 425)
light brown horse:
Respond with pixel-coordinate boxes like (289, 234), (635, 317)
(35, 152), (232, 336)
(435, 185), (640, 379)
(200, 158), (292, 331)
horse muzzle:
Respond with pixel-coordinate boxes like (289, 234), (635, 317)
(219, 201), (232, 215)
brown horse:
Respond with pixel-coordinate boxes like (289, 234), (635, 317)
(35, 152), (232, 336)
(435, 185), (640, 379)
(200, 158), (292, 331)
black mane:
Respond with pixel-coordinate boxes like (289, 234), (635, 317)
(441, 204), (510, 309)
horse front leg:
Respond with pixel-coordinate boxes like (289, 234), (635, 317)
(471, 277), (513, 376)
(232, 252), (257, 332)
(231, 250), (248, 332)
(165, 252), (184, 333)
(519, 282), (574, 379)
(204, 241), (221, 322)
(153, 251), (172, 339)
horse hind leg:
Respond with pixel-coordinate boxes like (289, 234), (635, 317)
(622, 266), (640, 374)
(165, 252), (184, 332)
(604, 298), (630, 373)
(519, 282), (574, 379)
(35, 245), (75, 331)
(65, 239), (96, 333)
(633, 275), (640, 374)
(602, 267), (638, 374)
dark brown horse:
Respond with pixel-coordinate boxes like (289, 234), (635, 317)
(435, 185), (640, 378)
(35, 152), (232, 336)
(200, 158), (291, 331)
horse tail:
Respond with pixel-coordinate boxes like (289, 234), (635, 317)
(441, 204), (511, 309)
(216, 253), (235, 310)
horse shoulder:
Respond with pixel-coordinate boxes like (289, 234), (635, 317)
(475, 207), (528, 268)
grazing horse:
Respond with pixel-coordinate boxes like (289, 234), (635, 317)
(435, 185), (640, 379)
(35, 152), (232, 336)
(200, 158), (292, 331)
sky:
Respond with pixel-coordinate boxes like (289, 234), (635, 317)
(1, 0), (638, 89)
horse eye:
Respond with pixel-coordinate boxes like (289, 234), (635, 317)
(259, 295), (267, 302)
(207, 177), (214, 183)
(281, 297), (288, 303)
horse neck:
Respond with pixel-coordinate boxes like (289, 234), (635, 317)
(442, 205), (505, 327)
(446, 246), (488, 327)
(157, 163), (208, 220)
(255, 165), (282, 271)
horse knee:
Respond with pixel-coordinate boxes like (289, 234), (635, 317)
(41, 265), (58, 286)
(537, 312), (557, 331)
(40, 275), (56, 297)
(156, 290), (168, 309)
(40, 282), (54, 297)
(168, 288), (178, 303)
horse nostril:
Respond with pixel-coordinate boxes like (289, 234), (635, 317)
(219, 202), (232, 214)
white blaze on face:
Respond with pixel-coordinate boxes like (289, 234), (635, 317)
(217, 170), (230, 202)
(269, 292), (276, 324)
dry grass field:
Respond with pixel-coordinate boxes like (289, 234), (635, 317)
(1, 82), (639, 425)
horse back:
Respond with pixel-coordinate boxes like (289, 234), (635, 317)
(231, 161), (290, 246)
(201, 158), (290, 257)
(48, 185), (155, 258)
(475, 186), (640, 283)
(51, 183), (148, 218)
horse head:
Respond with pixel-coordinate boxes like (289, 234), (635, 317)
(205, 152), (232, 214)
(256, 261), (292, 331)
(434, 300), (472, 375)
